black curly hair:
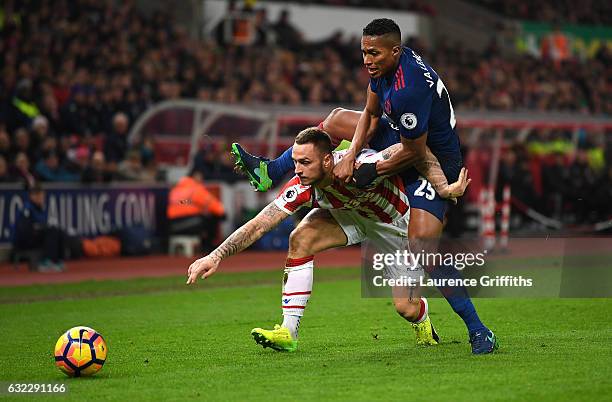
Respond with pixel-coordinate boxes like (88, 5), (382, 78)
(362, 18), (401, 40)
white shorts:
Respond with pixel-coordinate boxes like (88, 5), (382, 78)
(328, 209), (408, 247)
(327, 209), (423, 283)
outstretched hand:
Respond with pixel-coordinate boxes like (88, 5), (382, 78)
(446, 167), (471, 203)
(186, 255), (220, 284)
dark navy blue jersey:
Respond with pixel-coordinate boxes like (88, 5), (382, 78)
(370, 47), (461, 159)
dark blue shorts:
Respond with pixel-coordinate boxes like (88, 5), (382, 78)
(368, 117), (462, 222)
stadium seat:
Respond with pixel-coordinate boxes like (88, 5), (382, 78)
(168, 235), (201, 257)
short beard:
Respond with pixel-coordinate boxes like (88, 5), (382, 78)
(304, 165), (328, 187)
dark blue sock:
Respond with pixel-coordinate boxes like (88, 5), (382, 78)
(266, 146), (295, 184)
(429, 264), (487, 334)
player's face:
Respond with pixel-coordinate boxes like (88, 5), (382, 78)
(361, 35), (401, 78)
(292, 143), (331, 186)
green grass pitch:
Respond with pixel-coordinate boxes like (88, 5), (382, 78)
(1, 267), (611, 401)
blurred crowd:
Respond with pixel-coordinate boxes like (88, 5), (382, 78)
(0, 0), (610, 191)
(262, 0), (436, 16)
(266, 0), (611, 25)
(1, 0), (167, 186)
(490, 130), (611, 225)
(467, 0), (612, 25)
(409, 36), (610, 114)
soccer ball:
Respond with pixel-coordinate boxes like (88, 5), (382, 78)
(54, 326), (107, 377)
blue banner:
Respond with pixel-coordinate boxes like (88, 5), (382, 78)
(0, 184), (169, 245)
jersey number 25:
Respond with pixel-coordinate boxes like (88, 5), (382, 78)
(414, 178), (436, 200)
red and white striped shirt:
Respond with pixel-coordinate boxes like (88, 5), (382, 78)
(274, 149), (410, 223)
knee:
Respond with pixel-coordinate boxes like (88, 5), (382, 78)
(323, 107), (346, 132)
(394, 298), (420, 321)
(408, 212), (442, 241)
(408, 228), (440, 258)
(288, 225), (316, 256)
(408, 225), (434, 241)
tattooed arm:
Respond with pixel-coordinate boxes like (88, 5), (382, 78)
(187, 203), (288, 284)
(210, 203), (288, 262)
(373, 135), (469, 199)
